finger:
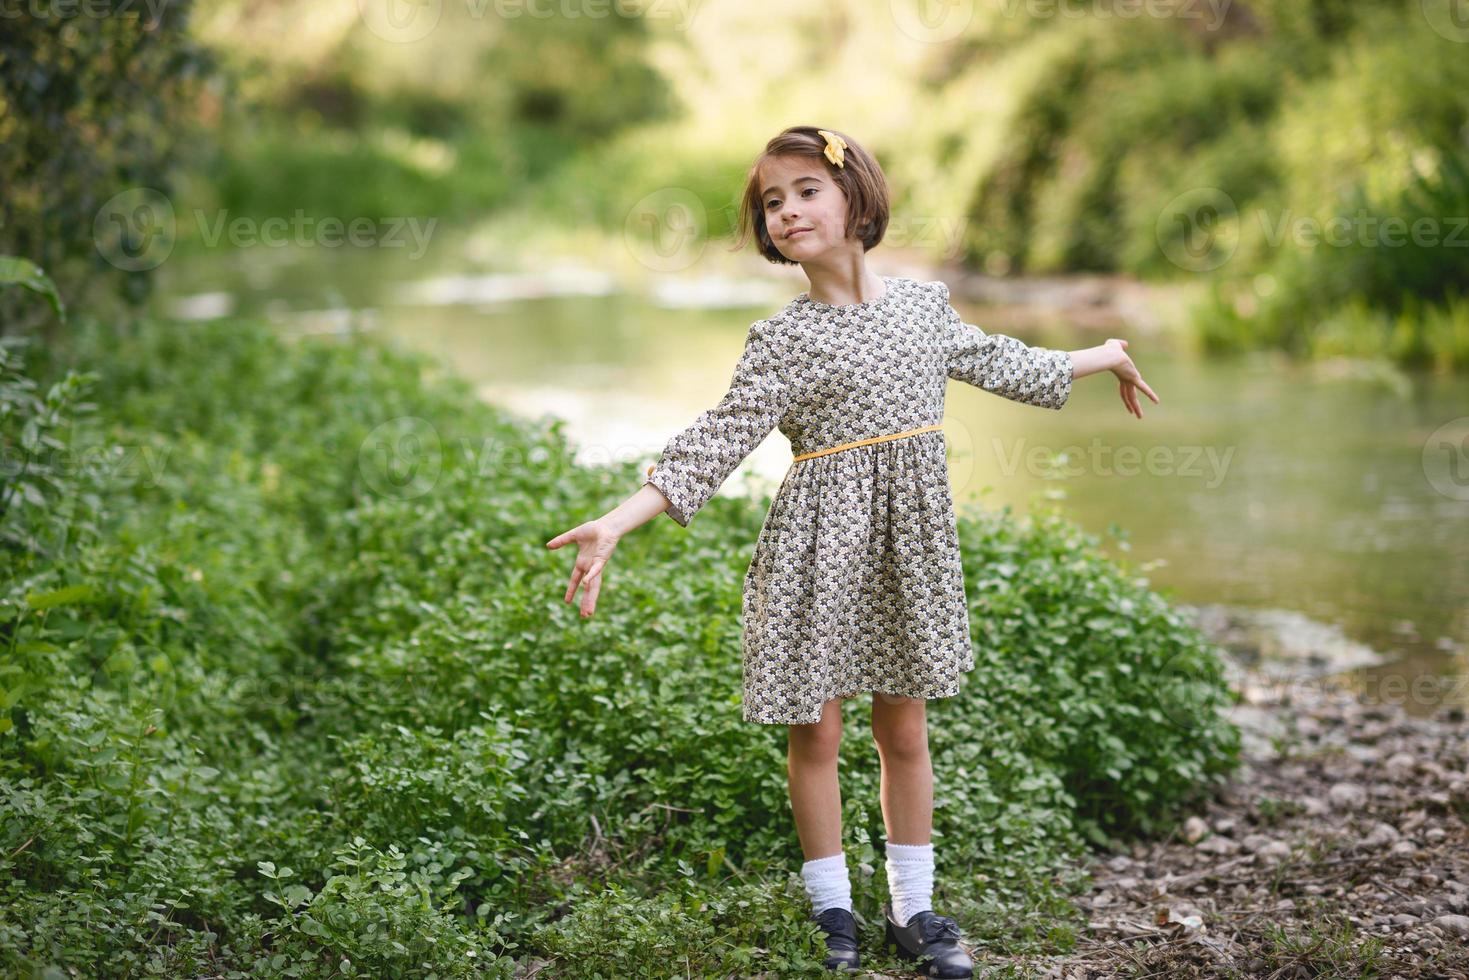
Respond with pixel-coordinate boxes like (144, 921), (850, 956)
(1124, 382), (1141, 419)
(1137, 376), (1161, 404)
(1119, 379), (1137, 419)
(564, 564), (584, 603)
(581, 570), (603, 618)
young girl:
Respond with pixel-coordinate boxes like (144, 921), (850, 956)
(546, 125), (1158, 976)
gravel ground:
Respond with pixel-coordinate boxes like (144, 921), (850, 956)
(999, 668), (1469, 979)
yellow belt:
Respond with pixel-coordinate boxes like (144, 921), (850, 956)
(644, 423), (943, 478)
(791, 423), (943, 462)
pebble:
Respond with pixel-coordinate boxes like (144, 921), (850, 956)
(1363, 822), (1401, 847)
(1431, 914), (1469, 937)
(1257, 841), (1292, 864)
(1327, 781), (1367, 809)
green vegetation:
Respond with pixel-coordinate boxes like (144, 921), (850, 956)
(1, 307), (1241, 975)
(0, 5), (216, 325)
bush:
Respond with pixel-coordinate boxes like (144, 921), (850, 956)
(1, 315), (1240, 973)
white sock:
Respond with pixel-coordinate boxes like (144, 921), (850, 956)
(800, 852), (853, 914)
(885, 840), (934, 927)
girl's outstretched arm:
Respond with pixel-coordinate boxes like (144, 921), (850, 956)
(546, 317), (791, 618)
(935, 279), (1159, 418)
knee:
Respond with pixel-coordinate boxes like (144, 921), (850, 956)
(871, 699), (928, 758)
(872, 724), (927, 759)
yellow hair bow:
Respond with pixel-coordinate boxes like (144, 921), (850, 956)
(817, 129), (848, 169)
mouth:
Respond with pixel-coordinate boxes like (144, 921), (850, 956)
(785, 227), (813, 240)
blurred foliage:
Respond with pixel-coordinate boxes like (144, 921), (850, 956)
(0, 7), (218, 333)
(184, 0), (677, 227)
(6, 0), (1467, 365)
(1, 313), (1238, 974)
(957, 0), (1469, 366)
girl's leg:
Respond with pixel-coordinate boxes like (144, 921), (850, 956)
(871, 693), (935, 927)
(789, 696), (852, 916)
(786, 695), (846, 859)
(870, 692), (932, 844)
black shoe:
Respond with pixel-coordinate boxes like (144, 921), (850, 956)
(812, 905), (862, 972)
(882, 901), (973, 978)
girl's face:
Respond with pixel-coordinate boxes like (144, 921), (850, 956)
(758, 154), (850, 261)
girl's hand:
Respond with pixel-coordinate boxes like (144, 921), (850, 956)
(1104, 339), (1159, 419)
(546, 518), (621, 618)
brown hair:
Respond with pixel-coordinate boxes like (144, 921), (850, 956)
(731, 125), (890, 266)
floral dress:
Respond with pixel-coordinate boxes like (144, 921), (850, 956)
(643, 276), (1073, 725)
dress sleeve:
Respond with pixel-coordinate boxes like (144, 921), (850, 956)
(935, 280), (1073, 410)
(642, 319), (792, 527)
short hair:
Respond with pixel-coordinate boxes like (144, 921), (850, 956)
(731, 125), (890, 266)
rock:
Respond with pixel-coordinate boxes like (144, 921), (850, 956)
(1385, 751), (1416, 777)
(1183, 816), (1210, 843)
(1213, 816), (1238, 835)
(1431, 913), (1469, 937)
(1196, 836), (1240, 856)
(1364, 822), (1401, 847)
(1390, 840), (1417, 857)
(1391, 913), (1420, 926)
(1328, 782), (1367, 810)
(1347, 744), (1381, 764)
(1258, 841), (1293, 865)
(1298, 795), (1330, 816)
(1241, 833), (1274, 853)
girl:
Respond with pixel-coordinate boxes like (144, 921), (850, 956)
(546, 125), (1158, 976)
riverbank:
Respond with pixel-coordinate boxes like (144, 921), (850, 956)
(1000, 646), (1469, 978)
